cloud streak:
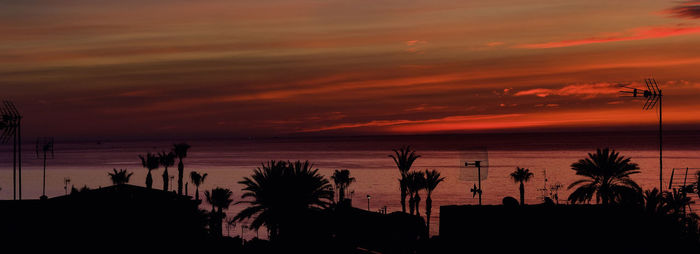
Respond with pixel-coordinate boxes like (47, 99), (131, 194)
(666, 1), (700, 19)
(516, 25), (700, 49)
(297, 114), (525, 133)
(514, 82), (623, 98)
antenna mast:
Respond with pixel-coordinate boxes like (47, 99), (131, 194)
(36, 137), (55, 199)
(619, 78), (663, 189)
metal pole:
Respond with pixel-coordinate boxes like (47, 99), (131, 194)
(18, 117), (21, 200)
(43, 151), (47, 197)
(477, 162), (482, 205)
(12, 123), (16, 200)
(659, 91), (663, 190)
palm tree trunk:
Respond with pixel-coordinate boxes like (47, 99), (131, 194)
(400, 184), (407, 213)
(210, 207), (217, 236)
(338, 186), (345, 203)
(415, 194), (421, 216)
(162, 168), (169, 191)
(195, 185), (200, 201)
(177, 159), (184, 195)
(426, 195), (432, 236)
(146, 170), (153, 189)
(519, 181), (525, 206)
(217, 207), (224, 237)
(409, 195), (415, 215)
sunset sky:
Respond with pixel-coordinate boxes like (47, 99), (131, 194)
(2, 0), (700, 139)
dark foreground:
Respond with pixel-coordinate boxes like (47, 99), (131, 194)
(1, 185), (697, 253)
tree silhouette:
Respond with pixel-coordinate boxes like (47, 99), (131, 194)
(696, 171), (700, 199)
(139, 153), (160, 189)
(389, 146), (420, 213)
(567, 148), (641, 205)
(406, 171), (426, 216)
(331, 169), (355, 203)
(663, 189), (693, 219)
(190, 171), (208, 201)
(159, 151), (175, 191)
(510, 167), (534, 205)
(424, 169), (445, 236)
(643, 188), (666, 215)
(205, 187), (234, 237)
(173, 143), (190, 195)
(233, 160), (333, 241)
(108, 168), (133, 185)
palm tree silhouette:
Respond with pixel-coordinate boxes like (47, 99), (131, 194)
(331, 169), (355, 203)
(389, 146), (421, 213)
(663, 188), (693, 218)
(510, 167), (534, 205)
(205, 187), (234, 237)
(190, 171), (208, 201)
(643, 188), (666, 215)
(407, 171), (426, 216)
(424, 169), (445, 235)
(233, 160), (333, 240)
(159, 151), (175, 191)
(568, 148), (641, 205)
(173, 143), (190, 195)
(108, 168), (133, 185)
(139, 153), (160, 189)
(696, 171), (700, 199)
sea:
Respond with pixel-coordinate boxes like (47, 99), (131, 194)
(1, 130), (699, 239)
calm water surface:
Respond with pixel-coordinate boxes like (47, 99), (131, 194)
(1, 131), (699, 238)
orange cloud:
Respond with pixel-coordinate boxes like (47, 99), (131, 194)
(514, 82), (624, 98)
(297, 114), (524, 133)
(516, 25), (700, 49)
(486, 41), (504, 47)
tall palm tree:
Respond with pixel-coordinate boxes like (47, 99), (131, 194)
(330, 169), (355, 203)
(406, 171), (426, 216)
(107, 168), (133, 185)
(510, 167), (534, 205)
(205, 187), (234, 237)
(568, 148), (642, 205)
(190, 171), (208, 201)
(424, 169), (445, 235)
(389, 146), (421, 213)
(139, 153), (160, 189)
(233, 160), (333, 241)
(173, 143), (190, 195)
(159, 151), (175, 191)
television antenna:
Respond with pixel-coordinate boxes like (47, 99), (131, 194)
(36, 137), (55, 199)
(460, 148), (489, 205)
(619, 78), (663, 189)
(549, 182), (563, 204)
(1, 100), (23, 200)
